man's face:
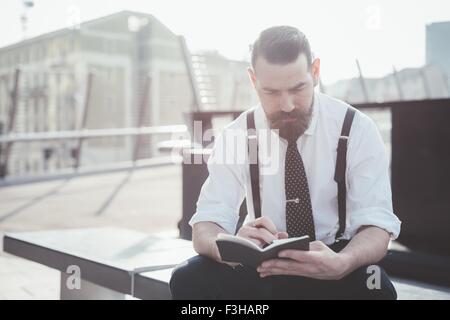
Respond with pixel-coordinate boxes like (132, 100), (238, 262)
(248, 53), (320, 142)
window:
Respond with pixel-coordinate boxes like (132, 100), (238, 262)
(14, 160), (21, 176)
(33, 160), (40, 173)
(34, 99), (39, 132)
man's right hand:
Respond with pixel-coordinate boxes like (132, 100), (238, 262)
(236, 216), (288, 248)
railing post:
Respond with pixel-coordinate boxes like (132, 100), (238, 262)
(356, 59), (370, 102)
(132, 75), (151, 164)
(392, 66), (405, 101)
(419, 67), (431, 99)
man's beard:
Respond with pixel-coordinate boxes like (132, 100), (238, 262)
(267, 103), (314, 142)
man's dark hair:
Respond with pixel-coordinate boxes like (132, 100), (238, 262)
(251, 26), (312, 70)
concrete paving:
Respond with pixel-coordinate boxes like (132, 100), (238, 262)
(0, 165), (181, 299)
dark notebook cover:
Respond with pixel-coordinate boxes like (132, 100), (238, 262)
(216, 234), (310, 268)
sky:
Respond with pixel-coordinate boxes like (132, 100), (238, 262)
(1, 0), (450, 85)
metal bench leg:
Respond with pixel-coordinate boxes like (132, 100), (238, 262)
(60, 272), (125, 300)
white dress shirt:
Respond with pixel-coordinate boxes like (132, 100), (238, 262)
(189, 92), (401, 245)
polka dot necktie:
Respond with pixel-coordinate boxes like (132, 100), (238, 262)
(285, 141), (316, 241)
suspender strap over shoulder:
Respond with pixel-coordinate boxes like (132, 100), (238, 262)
(235, 110), (261, 234)
(334, 107), (356, 241)
(247, 110), (262, 220)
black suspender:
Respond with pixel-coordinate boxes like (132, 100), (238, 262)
(234, 110), (261, 234)
(246, 110), (262, 220)
(235, 107), (356, 242)
(334, 107), (356, 242)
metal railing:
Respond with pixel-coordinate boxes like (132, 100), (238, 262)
(0, 125), (187, 143)
(2, 98), (449, 187)
(0, 124), (188, 187)
(0, 66), (191, 185)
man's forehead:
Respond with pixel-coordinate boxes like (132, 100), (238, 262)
(254, 54), (310, 89)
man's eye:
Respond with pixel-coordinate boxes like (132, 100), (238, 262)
(291, 87), (305, 93)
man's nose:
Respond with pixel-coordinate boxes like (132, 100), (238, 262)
(280, 92), (295, 113)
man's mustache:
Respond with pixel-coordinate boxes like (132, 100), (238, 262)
(268, 110), (302, 123)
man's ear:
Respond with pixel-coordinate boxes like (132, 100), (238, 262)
(311, 58), (321, 86)
(247, 67), (257, 89)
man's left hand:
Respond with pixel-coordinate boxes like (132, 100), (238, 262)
(257, 240), (352, 280)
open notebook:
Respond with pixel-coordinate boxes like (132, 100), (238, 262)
(216, 234), (310, 268)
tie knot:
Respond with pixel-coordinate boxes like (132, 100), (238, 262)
(287, 140), (297, 149)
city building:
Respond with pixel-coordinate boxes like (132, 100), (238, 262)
(426, 20), (450, 82)
(0, 11), (258, 178)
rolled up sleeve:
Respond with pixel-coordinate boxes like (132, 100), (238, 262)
(188, 131), (246, 235)
(345, 114), (401, 240)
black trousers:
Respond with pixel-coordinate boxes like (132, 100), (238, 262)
(169, 241), (397, 300)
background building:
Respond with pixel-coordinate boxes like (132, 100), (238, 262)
(326, 20), (450, 104)
(426, 21), (450, 82)
(0, 10), (258, 178)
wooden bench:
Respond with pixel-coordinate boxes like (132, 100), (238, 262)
(4, 227), (450, 300)
(2, 227), (196, 299)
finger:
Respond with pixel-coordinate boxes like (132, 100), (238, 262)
(236, 225), (254, 237)
(237, 226), (259, 238)
(259, 264), (317, 278)
(259, 258), (299, 270)
(278, 249), (317, 262)
(259, 268), (300, 277)
(254, 227), (278, 244)
(276, 231), (289, 239)
(241, 226), (277, 244)
(252, 216), (278, 235)
(247, 236), (264, 248)
(236, 227), (267, 248)
(309, 240), (327, 250)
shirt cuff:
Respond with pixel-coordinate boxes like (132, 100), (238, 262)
(188, 205), (240, 235)
(346, 207), (402, 240)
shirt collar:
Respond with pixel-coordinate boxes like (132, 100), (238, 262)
(303, 92), (320, 136)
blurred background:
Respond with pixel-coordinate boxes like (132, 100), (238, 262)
(0, 0), (450, 179)
(0, 0), (450, 299)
